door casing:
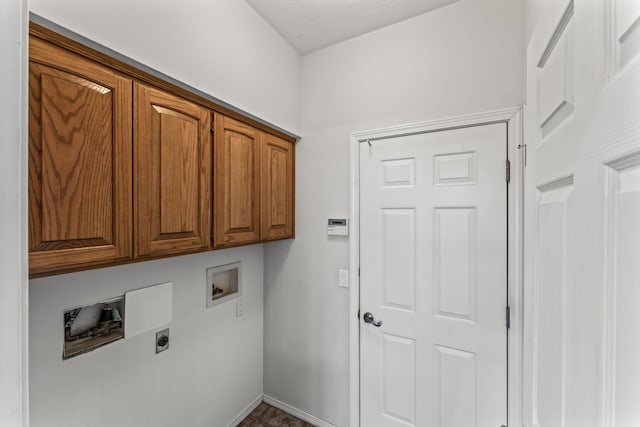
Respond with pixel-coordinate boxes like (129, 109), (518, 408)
(348, 107), (525, 427)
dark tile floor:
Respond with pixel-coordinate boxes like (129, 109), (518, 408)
(237, 402), (315, 427)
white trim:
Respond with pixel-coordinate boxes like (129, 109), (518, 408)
(0, 1), (29, 426)
(348, 125), (361, 427)
(603, 163), (618, 427)
(351, 107), (523, 142)
(20, 0), (29, 424)
(507, 108), (525, 427)
(226, 395), (263, 427)
(263, 395), (338, 427)
(349, 107), (525, 427)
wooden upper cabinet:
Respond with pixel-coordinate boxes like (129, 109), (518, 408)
(213, 115), (261, 247)
(28, 26), (296, 276)
(28, 36), (133, 276)
(261, 133), (294, 241)
(134, 83), (211, 257)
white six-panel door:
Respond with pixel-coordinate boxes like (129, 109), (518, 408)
(524, 1), (640, 426)
(360, 123), (508, 427)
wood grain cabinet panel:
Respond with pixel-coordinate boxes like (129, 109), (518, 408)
(213, 115), (261, 247)
(134, 83), (211, 257)
(28, 36), (132, 276)
(261, 133), (294, 240)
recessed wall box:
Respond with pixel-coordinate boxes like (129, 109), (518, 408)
(63, 296), (125, 360)
(206, 261), (242, 308)
(328, 218), (349, 236)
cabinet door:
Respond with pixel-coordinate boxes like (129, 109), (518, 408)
(134, 83), (211, 257)
(213, 115), (261, 247)
(28, 37), (132, 276)
(261, 133), (294, 240)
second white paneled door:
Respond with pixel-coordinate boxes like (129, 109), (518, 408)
(360, 123), (508, 427)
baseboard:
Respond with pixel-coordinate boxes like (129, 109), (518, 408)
(262, 394), (338, 427)
(226, 394), (263, 427)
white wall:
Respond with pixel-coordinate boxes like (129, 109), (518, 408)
(29, 0), (301, 135)
(26, 1), (301, 426)
(524, 0), (545, 47)
(30, 247), (263, 427)
(263, 0), (525, 425)
(0, 0), (28, 426)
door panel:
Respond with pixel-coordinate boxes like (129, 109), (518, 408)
(381, 208), (416, 311)
(602, 155), (640, 427)
(434, 207), (476, 321)
(157, 106), (199, 234)
(39, 73), (114, 243)
(360, 123), (507, 427)
(382, 334), (416, 424)
(229, 135), (254, 229)
(214, 115), (260, 247)
(533, 178), (573, 427)
(611, 161), (640, 426)
(435, 345), (476, 427)
(261, 133), (294, 241)
(615, 0), (640, 69)
(536, 12), (574, 139)
(28, 37), (132, 275)
(134, 82), (211, 257)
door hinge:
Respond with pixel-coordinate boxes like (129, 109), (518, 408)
(506, 306), (511, 329)
(505, 159), (511, 183)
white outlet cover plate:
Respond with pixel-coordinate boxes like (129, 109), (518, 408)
(236, 298), (244, 317)
(339, 269), (349, 287)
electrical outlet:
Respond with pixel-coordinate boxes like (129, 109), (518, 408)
(155, 328), (170, 354)
(236, 298), (244, 317)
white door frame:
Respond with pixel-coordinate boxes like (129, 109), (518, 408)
(1, 0), (29, 426)
(349, 107), (525, 427)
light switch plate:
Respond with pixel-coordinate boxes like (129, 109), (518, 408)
(236, 298), (244, 317)
(339, 269), (349, 288)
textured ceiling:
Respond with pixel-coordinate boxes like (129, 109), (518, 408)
(244, 0), (462, 55)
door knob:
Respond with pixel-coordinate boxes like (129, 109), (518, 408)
(363, 312), (382, 327)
